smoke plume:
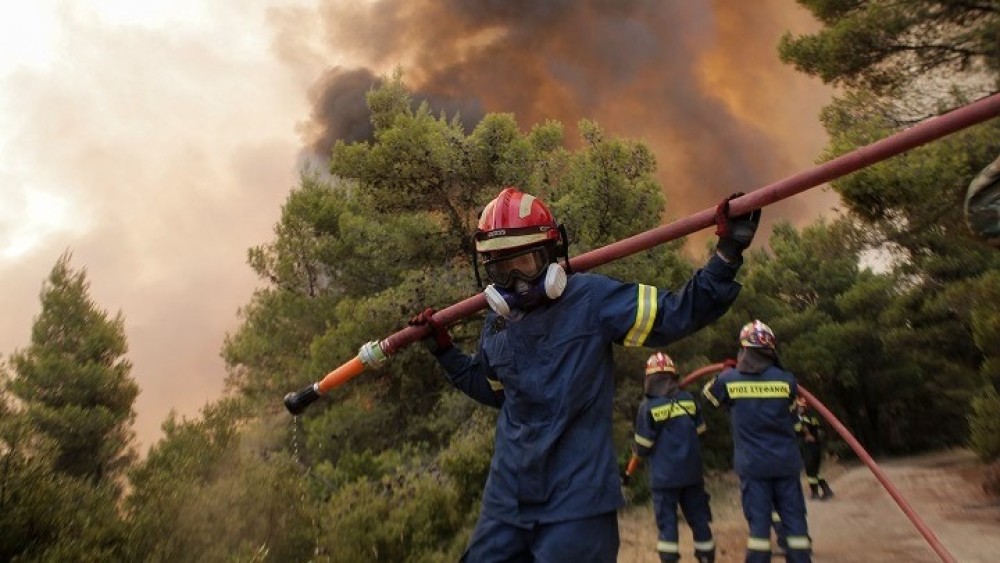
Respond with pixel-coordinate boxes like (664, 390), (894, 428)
(282, 0), (838, 237)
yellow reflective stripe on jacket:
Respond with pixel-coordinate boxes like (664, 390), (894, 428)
(634, 433), (654, 448)
(726, 381), (791, 399)
(623, 284), (657, 347)
(650, 400), (696, 421)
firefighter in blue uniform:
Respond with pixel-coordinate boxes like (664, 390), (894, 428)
(629, 352), (716, 563)
(796, 397), (835, 500)
(702, 320), (811, 563)
(409, 187), (759, 562)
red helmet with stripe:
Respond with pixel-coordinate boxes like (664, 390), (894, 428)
(474, 188), (560, 253)
(645, 352), (676, 375)
(739, 320), (777, 349)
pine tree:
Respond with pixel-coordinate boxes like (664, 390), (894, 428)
(10, 252), (138, 489)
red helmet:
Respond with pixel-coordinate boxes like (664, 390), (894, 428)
(739, 320), (777, 349)
(645, 352), (676, 375)
(474, 188), (560, 253)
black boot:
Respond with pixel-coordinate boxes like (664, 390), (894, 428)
(820, 479), (834, 500)
(809, 483), (820, 500)
(694, 550), (715, 563)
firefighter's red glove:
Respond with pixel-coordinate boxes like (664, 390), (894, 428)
(408, 307), (453, 356)
(715, 192), (761, 262)
(722, 358), (737, 369)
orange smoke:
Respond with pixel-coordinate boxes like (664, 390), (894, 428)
(280, 0), (838, 242)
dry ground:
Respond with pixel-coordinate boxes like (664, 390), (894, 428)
(618, 449), (1000, 562)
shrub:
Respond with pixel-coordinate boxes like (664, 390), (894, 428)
(318, 468), (462, 562)
(969, 387), (1000, 462)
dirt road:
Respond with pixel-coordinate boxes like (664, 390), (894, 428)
(808, 449), (1000, 562)
(619, 449), (1000, 562)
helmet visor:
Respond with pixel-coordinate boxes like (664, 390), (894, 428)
(483, 246), (549, 288)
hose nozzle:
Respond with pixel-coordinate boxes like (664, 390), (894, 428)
(284, 383), (320, 415)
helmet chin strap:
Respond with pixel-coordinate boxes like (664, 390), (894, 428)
(484, 263), (567, 318)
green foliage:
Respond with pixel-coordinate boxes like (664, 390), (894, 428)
(126, 398), (316, 562)
(316, 459), (465, 562)
(224, 172), (456, 404)
(304, 396), (408, 466)
(780, 1), (1000, 95)
(330, 74), (527, 254)
(550, 119), (660, 250)
(9, 253), (138, 487)
(970, 270), (1000, 391)
(823, 98), (1000, 270)
(437, 404), (495, 510)
(1, 373), (128, 562)
(549, 119), (689, 284)
(969, 387), (1000, 462)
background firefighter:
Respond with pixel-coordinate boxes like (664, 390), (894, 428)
(408, 187), (759, 562)
(627, 351), (716, 563)
(703, 320), (812, 563)
(796, 397), (835, 501)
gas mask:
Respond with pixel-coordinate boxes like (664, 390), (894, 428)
(484, 262), (566, 318)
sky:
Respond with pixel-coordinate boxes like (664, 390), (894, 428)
(0, 0), (837, 452)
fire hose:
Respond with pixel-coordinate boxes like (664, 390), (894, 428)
(625, 363), (957, 563)
(284, 92), (1000, 416)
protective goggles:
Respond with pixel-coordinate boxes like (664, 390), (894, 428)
(482, 246), (551, 288)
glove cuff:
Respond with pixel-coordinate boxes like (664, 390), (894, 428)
(715, 238), (744, 262)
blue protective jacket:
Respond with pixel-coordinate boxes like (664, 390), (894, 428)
(632, 390), (706, 489)
(436, 254), (741, 526)
(702, 364), (803, 478)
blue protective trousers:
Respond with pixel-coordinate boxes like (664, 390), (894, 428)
(740, 475), (811, 563)
(461, 510), (619, 563)
(652, 484), (715, 561)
